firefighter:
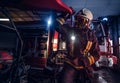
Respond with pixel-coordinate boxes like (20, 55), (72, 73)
(56, 8), (100, 83)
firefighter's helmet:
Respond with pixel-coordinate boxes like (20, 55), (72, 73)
(75, 8), (93, 28)
(76, 8), (93, 20)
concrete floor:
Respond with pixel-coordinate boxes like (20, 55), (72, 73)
(93, 68), (120, 83)
(27, 67), (120, 83)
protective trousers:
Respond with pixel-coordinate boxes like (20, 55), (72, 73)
(58, 63), (94, 83)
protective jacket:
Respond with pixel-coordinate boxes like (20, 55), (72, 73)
(56, 23), (100, 70)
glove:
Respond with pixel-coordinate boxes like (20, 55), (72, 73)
(57, 7), (75, 24)
(82, 56), (90, 67)
(58, 7), (75, 19)
(57, 13), (70, 24)
(79, 56), (93, 67)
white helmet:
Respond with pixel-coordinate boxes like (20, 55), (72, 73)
(76, 8), (93, 20)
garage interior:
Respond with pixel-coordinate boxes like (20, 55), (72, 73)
(0, 0), (120, 83)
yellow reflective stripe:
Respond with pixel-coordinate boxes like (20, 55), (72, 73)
(75, 66), (84, 69)
(65, 61), (84, 69)
(90, 56), (95, 64)
(88, 56), (95, 65)
(57, 18), (65, 25)
(86, 41), (91, 50)
(88, 57), (93, 65)
(83, 41), (92, 55)
(87, 42), (92, 51)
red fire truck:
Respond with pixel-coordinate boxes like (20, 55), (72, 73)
(91, 20), (117, 68)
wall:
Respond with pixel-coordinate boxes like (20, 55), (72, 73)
(110, 16), (120, 58)
(0, 31), (17, 50)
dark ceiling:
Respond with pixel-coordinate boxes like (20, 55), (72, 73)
(0, 8), (52, 22)
(63, 0), (120, 19)
(0, 0), (72, 23)
(0, 0), (120, 23)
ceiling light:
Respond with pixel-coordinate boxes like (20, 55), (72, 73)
(47, 16), (52, 27)
(0, 18), (9, 21)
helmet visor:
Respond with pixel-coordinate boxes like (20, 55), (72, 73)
(75, 16), (89, 28)
(77, 16), (88, 23)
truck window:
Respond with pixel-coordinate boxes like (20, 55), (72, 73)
(92, 22), (105, 45)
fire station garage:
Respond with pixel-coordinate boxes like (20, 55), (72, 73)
(0, 0), (120, 83)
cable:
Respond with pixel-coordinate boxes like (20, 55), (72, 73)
(1, 7), (26, 83)
(0, 24), (16, 31)
(2, 7), (23, 58)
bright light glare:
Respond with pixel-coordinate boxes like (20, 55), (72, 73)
(71, 35), (75, 41)
(47, 17), (52, 26)
(53, 39), (58, 43)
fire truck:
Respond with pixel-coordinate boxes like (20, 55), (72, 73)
(0, 0), (73, 82)
(92, 20), (118, 68)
